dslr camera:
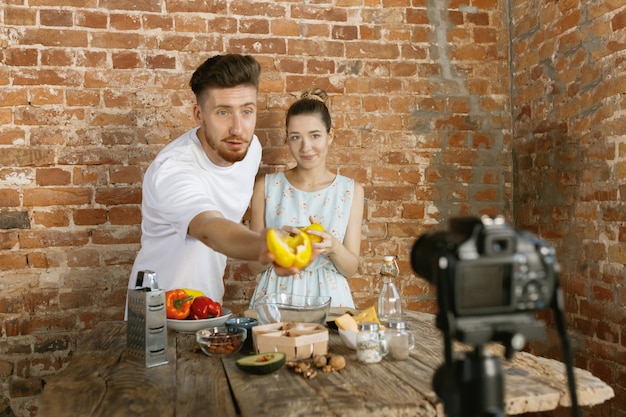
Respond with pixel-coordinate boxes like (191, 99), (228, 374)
(411, 216), (577, 417)
(411, 215), (559, 345)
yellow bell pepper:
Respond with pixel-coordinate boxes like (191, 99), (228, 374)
(181, 288), (204, 299)
(266, 229), (312, 269)
(300, 222), (325, 243)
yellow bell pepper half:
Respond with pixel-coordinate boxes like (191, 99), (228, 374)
(266, 229), (313, 269)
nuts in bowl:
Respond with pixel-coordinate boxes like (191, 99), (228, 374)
(196, 326), (246, 357)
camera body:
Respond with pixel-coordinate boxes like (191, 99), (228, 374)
(411, 215), (558, 318)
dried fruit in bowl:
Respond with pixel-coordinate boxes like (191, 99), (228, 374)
(266, 229), (312, 269)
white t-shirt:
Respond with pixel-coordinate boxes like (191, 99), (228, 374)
(128, 127), (262, 303)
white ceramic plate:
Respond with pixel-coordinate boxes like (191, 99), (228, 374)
(167, 308), (233, 333)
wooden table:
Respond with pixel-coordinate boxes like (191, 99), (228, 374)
(38, 311), (613, 417)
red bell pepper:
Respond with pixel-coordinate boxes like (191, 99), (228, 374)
(190, 296), (222, 320)
(165, 289), (194, 320)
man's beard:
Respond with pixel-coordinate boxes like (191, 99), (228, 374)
(207, 135), (250, 163)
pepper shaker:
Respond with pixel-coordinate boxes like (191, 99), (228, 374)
(386, 319), (415, 360)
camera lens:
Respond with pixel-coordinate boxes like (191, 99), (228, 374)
(411, 231), (447, 284)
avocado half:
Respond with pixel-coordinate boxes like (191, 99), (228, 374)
(235, 352), (286, 375)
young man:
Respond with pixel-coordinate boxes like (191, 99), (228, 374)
(127, 54), (301, 304)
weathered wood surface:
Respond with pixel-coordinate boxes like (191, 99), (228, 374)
(37, 311), (613, 417)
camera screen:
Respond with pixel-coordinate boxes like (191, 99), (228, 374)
(457, 263), (512, 312)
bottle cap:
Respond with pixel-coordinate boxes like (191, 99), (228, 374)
(386, 319), (407, 330)
(383, 255), (395, 262)
(358, 322), (380, 332)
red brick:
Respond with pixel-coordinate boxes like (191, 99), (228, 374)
(23, 188), (91, 207)
(32, 210), (70, 228)
(232, 0), (285, 17)
(0, 127), (27, 144)
(19, 230), (90, 248)
(73, 167), (108, 185)
(15, 107), (84, 125)
(110, 13), (141, 30)
(40, 9), (73, 26)
(0, 232), (19, 250)
(0, 189), (21, 207)
(142, 14), (174, 31)
(75, 10), (108, 28)
(5, 7), (36, 25)
(0, 253), (27, 270)
(230, 37), (287, 55)
(73, 208), (107, 225)
(36, 168), (71, 186)
(59, 290), (93, 309)
(112, 51), (142, 69)
(91, 32), (153, 49)
(67, 249), (100, 267)
(110, 166), (142, 184)
(401, 203), (425, 219)
(102, 249), (137, 266)
(95, 187), (141, 205)
(5, 48), (38, 66)
(91, 227), (140, 244)
(146, 54), (176, 70)
(109, 206), (141, 225)
(20, 28), (88, 47)
(66, 88), (100, 106)
(98, 0), (160, 12)
(40, 49), (73, 67)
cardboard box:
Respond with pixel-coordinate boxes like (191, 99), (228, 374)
(252, 322), (329, 361)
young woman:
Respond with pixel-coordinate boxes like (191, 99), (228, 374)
(248, 88), (365, 308)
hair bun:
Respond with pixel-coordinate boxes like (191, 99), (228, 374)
(301, 88), (328, 103)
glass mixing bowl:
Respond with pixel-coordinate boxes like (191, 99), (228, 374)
(254, 293), (331, 325)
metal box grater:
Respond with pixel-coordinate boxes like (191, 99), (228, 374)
(126, 288), (169, 368)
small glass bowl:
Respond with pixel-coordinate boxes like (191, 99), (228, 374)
(196, 326), (246, 357)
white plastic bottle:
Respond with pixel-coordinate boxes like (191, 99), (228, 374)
(377, 255), (402, 324)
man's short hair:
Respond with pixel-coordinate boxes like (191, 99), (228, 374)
(189, 54), (261, 102)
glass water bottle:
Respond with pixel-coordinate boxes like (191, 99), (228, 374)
(377, 255), (402, 324)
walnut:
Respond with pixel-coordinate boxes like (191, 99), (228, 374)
(328, 354), (346, 371)
(313, 354), (327, 368)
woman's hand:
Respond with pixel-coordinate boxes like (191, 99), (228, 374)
(307, 229), (337, 255)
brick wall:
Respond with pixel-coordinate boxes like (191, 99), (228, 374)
(511, 1), (626, 416)
(0, 0), (619, 416)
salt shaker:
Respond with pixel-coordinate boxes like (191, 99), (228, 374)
(356, 322), (388, 364)
(386, 319), (415, 360)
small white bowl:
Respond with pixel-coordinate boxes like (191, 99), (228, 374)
(166, 308), (233, 333)
(338, 328), (357, 350)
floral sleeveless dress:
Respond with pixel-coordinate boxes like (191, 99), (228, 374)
(249, 172), (356, 309)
